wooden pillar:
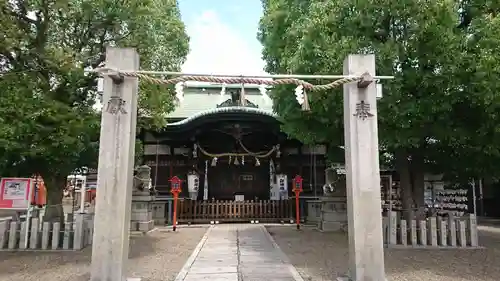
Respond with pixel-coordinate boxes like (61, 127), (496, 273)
(338, 55), (387, 281)
(90, 47), (139, 281)
(169, 145), (174, 178)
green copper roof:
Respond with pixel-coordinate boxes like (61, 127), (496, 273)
(167, 106), (277, 126)
(167, 86), (274, 119)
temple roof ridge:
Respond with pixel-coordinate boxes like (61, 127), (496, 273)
(167, 86), (274, 119)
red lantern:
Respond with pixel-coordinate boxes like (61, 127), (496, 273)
(169, 176), (182, 194)
(292, 175), (303, 193)
(169, 176), (182, 231)
(292, 175), (303, 230)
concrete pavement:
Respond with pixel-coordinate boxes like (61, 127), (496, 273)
(175, 224), (304, 281)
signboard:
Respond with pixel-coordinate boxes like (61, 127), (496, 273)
(0, 178), (34, 210)
(277, 174), (288, 200)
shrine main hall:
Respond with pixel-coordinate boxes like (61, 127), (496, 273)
(140, 83), (328, 203)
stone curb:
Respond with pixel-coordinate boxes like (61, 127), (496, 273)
(260, 225), (305, 281)
(173, 225), (213, 281)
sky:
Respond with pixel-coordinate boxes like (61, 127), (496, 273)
(178, 0), (266, 75)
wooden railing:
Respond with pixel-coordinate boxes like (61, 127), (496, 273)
(177, 199), (294, 223)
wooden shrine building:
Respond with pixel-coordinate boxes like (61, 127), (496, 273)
(140, 84), (328, 212)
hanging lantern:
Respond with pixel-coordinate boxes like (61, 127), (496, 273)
(211, 157), (218, 167)
(234, 157), (240, 165)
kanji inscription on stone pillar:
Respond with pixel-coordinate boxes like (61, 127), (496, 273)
(353, 100), (373, 120)
(106, 96), (127, 115)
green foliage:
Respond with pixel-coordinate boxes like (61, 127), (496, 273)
(0, 0), (189, 201)
(0, 75), (100, 177)
(259, 0), (500, 179)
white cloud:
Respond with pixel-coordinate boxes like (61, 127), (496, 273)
(181, 10), (266, 76)
(94, 9), (268, 111)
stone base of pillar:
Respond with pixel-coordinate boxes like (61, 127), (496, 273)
(131, 191), (155, 233)
(151, 200), (167, 225)
(305, 200), (322, 224)
(318, 197), (347, 232)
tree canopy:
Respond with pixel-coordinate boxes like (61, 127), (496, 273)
(259, 0), (500, 211)
(0, 0), (189, 216)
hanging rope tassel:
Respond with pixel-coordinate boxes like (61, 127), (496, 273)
(240, 83), (247, 106)
(175, 82), (184, 103)
(219, 83), (227, 103)
(294, 85), (310, 111)
(301, 90), (311, 111)
(259, 84), (272, 105)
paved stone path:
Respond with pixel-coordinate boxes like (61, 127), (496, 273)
(175, 224), (304, 281)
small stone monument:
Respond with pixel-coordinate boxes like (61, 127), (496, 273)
(131, 165), (155, 232)
(318, 166), (348, 232)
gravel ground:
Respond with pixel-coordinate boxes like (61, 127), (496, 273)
(0, 226), (208, 281)
(267, 225), (500, 281)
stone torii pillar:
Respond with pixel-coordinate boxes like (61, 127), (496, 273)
(90, 47), (140, 281)
(338, 55), (387, 281)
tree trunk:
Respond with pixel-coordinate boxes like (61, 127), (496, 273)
(395, 150), (414, 221)
(43, 175), (66, 223)
(410, 157), (426, 219)
(410, 155), (426, 208)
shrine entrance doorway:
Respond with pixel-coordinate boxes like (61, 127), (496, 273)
(207, 159), (269, 201)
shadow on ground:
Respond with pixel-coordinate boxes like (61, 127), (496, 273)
(267, 225), (500, 281)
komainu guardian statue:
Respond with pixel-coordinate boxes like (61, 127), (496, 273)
(133, 165), (157, 195)
(322, 166), (346, 196)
